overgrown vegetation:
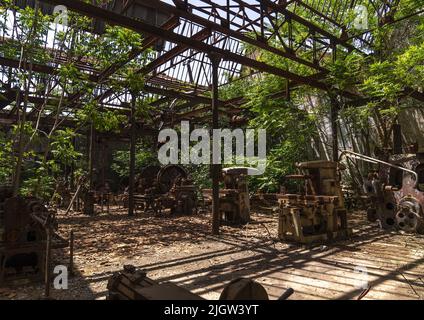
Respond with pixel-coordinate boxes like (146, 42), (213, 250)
(0, 3), (150, 199)
(111, 142), (157, 181)
(0, 1), (423, 198)
(218, 1), (424, 192)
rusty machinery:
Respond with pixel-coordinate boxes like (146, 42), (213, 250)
(340, 150), (424, 234)
(278, 161), (352, 244)
(120, 165), (161, 209)
(65, 176), (95, 215)
(66, 177), (113, 216)
(0, 185), (72, 290)
(107, 265), (294, 300)
(203, 167), (252, 225)
(132, 165), (198, 215)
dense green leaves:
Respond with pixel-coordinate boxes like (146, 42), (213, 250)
(76, 101), (127, 133)
(395, 42), (424, 91)
(248, 96), (317, 192)
(0, 3), (150, 199)
(219, 0), (424, 192)
(50, 129), (82, 166)
(111, 145), (157, 180)
(0, 131), (14, 184)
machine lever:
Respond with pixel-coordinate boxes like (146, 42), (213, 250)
(278, 288), (294, 300)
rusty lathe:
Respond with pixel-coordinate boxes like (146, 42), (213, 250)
(278, 161), (352, 244)
(203, 167), (252, 225)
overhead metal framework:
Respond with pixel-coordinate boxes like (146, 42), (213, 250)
(1, 0), (423, 232)
(0, 0), (423, 130)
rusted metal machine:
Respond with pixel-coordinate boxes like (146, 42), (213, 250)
(0, 185), (69, 286)
(278, 161), (351, 244)
(136, 165), (161, 196)
(107, 265), (294, 300)
(167, 176), (198, 215)
(107, 265), (203, 300)
(220, 167), (251, 224)
(203, 167), (251, 225)
(341, 150), (424, 234)
(132, 165), (198, 215)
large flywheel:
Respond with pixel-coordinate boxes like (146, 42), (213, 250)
(157, 165), (188, 194)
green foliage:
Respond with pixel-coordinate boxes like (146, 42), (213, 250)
(58, 63), (89, 88)
(223, 70), (318, 192)
(361, 60), (403, 100)
(185, 164), (211, 191)
(111, 144), (158, 179)
(395, 42), (424, 91)
(326, 15), (424, 147)
(326, 54), (366, 91)
(2, 0), (422, 198)
(101, 26), (143, 66)
(16, 126), (82, 200)
(0, 2), (154, 201)
(8, 6), (51, 63)
(0, 123), (54, 199)
(50, 129), (82, 166)
(91, 25), (146, 70)
(77, 101), (127, 133)
(20, 165), (56, 200)
(0, 131), (14, 184)
(219, 75), (253, 100)
(219, 2), (423, 192)
(125, 69), (146, 94)
(248, 99), (317, 192)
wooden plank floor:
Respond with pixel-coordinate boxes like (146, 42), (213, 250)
(160, 214), (424, 300)
(1, 209), (423, 300)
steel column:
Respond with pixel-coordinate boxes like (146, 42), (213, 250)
(128, 98), (136, 217)
(330, 96), (339, 162)
(210, 53), (222, 236)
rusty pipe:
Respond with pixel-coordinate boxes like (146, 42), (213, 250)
(339, 150), (418, 187)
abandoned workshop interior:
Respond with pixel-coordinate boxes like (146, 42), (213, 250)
(0, 0), (423, 302)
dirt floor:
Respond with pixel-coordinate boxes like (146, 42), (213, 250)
(1, 207), (424, 300)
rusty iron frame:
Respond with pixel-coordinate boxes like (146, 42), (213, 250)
(1, 0), (422, 233)
(0, 0), (422, 128)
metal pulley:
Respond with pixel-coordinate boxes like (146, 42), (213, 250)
(395, 197), (423, 233)
(220, 278), (269, 300)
